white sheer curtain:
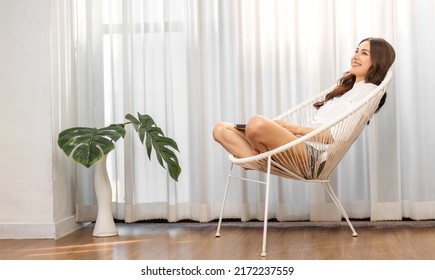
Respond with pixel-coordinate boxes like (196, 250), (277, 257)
(395, 0), (435, 220)
(58, 0), (435, 223)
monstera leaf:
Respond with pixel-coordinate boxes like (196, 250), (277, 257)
(58, 124), (126, 168)
(58, 113), (181, 182)
(125, 113), (181, 182)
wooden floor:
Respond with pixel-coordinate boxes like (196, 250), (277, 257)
(2, 220), (435, 260)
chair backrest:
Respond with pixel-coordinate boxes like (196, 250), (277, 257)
(229, 70), (393, 181)
(309, 70), (393, 179)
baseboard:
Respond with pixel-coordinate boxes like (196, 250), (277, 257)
(54, 215), (90, 239)
(0, 216), (90, 239)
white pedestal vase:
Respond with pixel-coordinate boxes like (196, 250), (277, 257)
(92, 154), (118, 237)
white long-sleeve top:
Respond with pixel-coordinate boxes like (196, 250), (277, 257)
(308, 81), (377, 130)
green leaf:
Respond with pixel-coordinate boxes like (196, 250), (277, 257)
(129, 113), (181, 181)
(125, 114), (141, 132)
(57, 124), (126, 168)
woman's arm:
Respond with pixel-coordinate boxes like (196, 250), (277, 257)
(274, 119), (334, 144)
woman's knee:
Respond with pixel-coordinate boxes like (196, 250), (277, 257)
(212, 122), (224, 141)
(246, 115), (270, 139)
(213, 122), (232, 142)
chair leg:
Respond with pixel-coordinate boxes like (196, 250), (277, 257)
(215, 158), (272, 256)
(322, 182), (358, 237)
(260, 156), (272, 257)
(215, 163), (234, 238)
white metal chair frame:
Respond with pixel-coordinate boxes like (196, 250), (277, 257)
(215, 71), (393, 257)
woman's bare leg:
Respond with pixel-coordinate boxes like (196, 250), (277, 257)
(246, 115), (310, 173)
(214, 115), (310, 177)
(246, 115), (308, 160)
(213, 122), (259, 158)
(245, 115), (300, 152)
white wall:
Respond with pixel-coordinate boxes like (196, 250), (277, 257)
(0, 0), (80, 239)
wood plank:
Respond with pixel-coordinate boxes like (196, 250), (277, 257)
(1, 220), (435, 260)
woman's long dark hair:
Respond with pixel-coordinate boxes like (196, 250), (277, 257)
(314, 38), (396, 113)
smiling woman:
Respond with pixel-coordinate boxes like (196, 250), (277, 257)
(213, 38), (395, 177)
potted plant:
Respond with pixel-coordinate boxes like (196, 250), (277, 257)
(57, 113), (181, 237)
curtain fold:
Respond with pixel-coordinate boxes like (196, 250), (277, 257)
(58, 0), (435, 223)
(395, 0), (435, 220)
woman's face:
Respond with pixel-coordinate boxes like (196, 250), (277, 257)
(350, 40), (372, 82)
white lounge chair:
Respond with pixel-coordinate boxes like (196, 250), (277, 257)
(215, 70), (393, 257)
